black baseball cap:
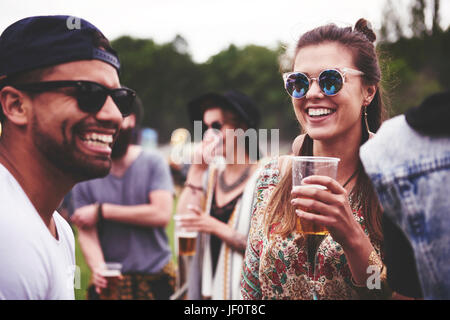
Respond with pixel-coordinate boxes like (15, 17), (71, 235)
(0, 15), (120, 82)
(187, 90), (260, 129)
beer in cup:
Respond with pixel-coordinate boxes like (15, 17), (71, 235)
(99, 262), (122, 300)
(173, 214), (198, 256)
(292, 156), (340, 235)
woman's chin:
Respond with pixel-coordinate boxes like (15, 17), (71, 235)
(305, 128), (335, 141)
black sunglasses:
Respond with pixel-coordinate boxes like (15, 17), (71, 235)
(202, 121), (223, 133)
(12, 80), (136, 117)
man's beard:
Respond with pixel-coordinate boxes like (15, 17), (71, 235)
(111, 127), (133, 159)
(31, 115), (113, 182)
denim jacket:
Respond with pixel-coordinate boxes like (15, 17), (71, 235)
(360, 115), (450, 300)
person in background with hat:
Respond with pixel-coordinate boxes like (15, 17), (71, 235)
(71, 96), (176, 300)
(0, 15), (135, 299)
(175, 90), (264, 299)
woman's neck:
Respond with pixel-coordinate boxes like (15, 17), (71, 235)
(312, 132), (361, 186)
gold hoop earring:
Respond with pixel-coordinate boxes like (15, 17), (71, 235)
(363, 105), (370, 134)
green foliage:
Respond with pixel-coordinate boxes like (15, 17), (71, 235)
(111, 8), (448, 143)
(111, 36), (297, 143)
(113, 36), (207, 142)
(378, 29), (448, 116)
(378, 0), (447, 116)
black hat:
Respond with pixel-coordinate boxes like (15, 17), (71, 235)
(187, 90), (260, 129)
(0, 15), (120, 81)
(405, 91), (450, 136)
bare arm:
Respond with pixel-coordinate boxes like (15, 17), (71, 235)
(71, 190), (173, 229)
(102, 190), (173, 228)
(77, 226), (109, 293)
(176, 165), (206, 215)
(212, 219), (247, 253)
(177, 130), (222, 215)
(77, 227), (105, 272)
(178, 205), (247, 254)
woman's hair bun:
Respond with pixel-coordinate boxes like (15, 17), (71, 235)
(355, 18), (376, 43)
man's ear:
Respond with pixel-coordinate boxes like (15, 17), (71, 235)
(0, 86), (31, 126)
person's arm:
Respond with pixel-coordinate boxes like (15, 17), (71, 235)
(176, 165), (206, 215)
(76, 227), (108, 293)
(71, 190), (173, 228)
(102, 190), (173, 227)
(177, 130), (223, 215)
(180, 205), (247, 253)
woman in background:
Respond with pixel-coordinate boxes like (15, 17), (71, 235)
(177, 90), (263, 299)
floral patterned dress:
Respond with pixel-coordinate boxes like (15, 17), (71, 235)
(241, 158), (383, 300)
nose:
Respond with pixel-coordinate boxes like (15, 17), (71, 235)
(305, 78), (324, 99)
(95, 96), (123, 127)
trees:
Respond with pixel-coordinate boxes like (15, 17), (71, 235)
(112, 35), (207, 142)
(111, 0), (448, 144)
(379, 0), (447, 116)
(112, 37), (297, 143)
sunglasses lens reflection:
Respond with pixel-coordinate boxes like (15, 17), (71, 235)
(285, 70), (344, 99)
(319, 70), (343, 96)
(286, 73), (309, 99)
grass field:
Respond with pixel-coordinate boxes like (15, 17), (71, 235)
(73, 214), (177, 300)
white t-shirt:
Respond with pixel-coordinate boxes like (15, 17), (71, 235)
(0, 164), (75, 300)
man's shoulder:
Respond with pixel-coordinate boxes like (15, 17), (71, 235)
(0, 164), (23, 198)
(0, 165), (38, 222)
(72, 175), (106, 191)
(0, 209), (50, 299)
(361, 115), (449, 173)
(134, 149), (170, 173)
(139, 148), (167, 164)
(0, 213), (75, 300)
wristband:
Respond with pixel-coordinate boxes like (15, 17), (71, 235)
(97, 203), (103, 221)
(185, 182), (203, 192)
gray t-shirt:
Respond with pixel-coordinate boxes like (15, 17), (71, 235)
(72, 150), (174, 274)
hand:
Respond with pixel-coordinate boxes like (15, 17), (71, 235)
(290, 175), (364, 248)
(177, 204), (220, 235)
(71, 203), (99, 229)
(92, 265), (108, 295)
(191, 130), (223, 168)
(91, 265), (124, 295)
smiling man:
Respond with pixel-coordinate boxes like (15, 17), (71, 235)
(0, 16), (135, 299)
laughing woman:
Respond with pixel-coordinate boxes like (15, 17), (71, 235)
(241, 19), (392, 300)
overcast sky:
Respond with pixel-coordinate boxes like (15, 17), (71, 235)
(1, 0), (449, 63)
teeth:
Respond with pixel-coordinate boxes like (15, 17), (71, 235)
(85, 140), (110, 148)
(308, 108), (335, 117)
(82, 133), (113, 144)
